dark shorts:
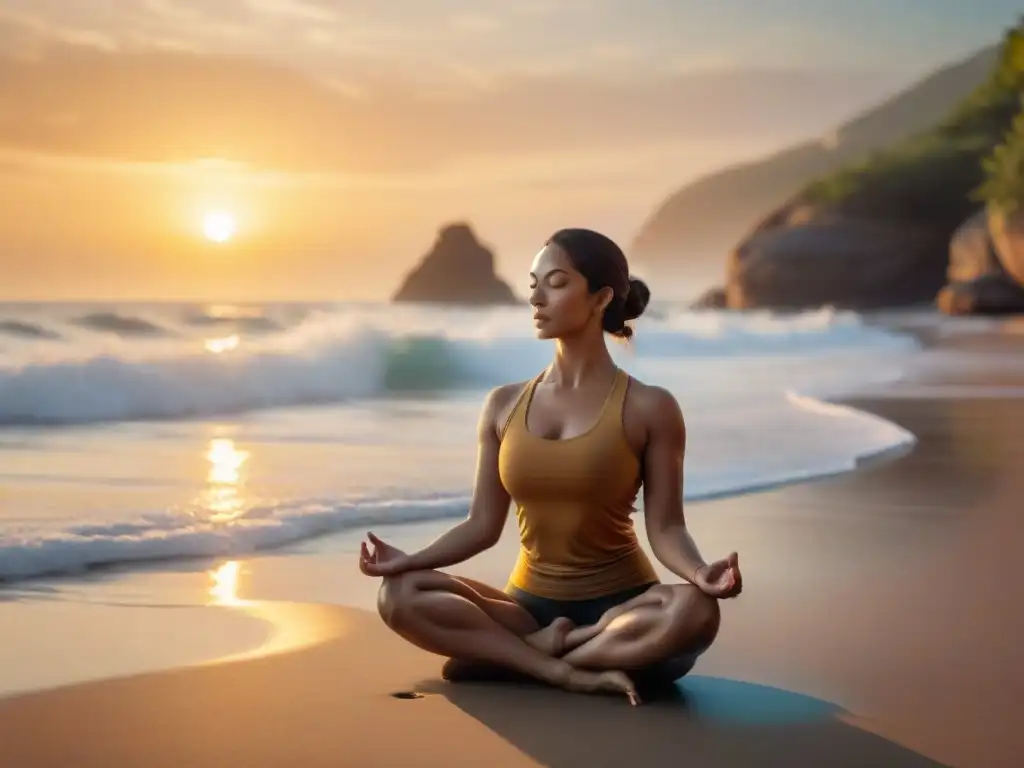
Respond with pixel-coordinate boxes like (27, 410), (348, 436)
(505, 582), (697, 691)
(505, 581), (657, 628)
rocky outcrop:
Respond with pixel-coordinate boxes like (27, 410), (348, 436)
(724, 203), (949, 309)
(936, 274), (1024, 315)
(937, 208), (1024, 315)
(990, 208), (1024, 286)
(392, 223), (518, 305)
(947, 209), (1003, 283)
(690, 287), (727, 310)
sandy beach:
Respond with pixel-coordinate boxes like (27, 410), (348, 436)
(2, 329), (1023, 767)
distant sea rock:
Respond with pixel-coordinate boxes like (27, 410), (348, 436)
(690, 287), (726, 310)
(392, 223), (519, 305)
(723, 203), (947, 309)
(937, 208), (1024, 315)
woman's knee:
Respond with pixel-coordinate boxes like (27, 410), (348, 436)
(663, 585), (721, 653)
(376, 570), (427, 629)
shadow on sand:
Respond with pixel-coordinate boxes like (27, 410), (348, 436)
(415, 675), (949, 768)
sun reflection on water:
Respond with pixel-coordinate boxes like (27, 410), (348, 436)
(204, 334), (240, 353)
(207, 437), (247, 484)
(203, 436), (249, 523)
(208, 560), (246, 606)
(195, 433), (346, 663)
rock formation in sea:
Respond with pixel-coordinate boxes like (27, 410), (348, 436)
(392, 223), (519, 305)
(690, 287), (727, 310)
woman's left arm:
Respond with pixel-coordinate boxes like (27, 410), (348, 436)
(640, 386), (707, 583)
(640, 386), (742, 598)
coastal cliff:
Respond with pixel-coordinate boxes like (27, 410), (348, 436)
(699, 21), (1024, 315)
(631, 46), (997, 269)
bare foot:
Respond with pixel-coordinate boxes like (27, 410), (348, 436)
(525, 617), (574, 656)
(562, 621), (604, 651)
(565, 669), (641, 706)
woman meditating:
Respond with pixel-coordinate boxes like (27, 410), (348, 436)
(358, 228), (742, 705)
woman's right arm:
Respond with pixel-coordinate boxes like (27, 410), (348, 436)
(400, 384), (518, 571)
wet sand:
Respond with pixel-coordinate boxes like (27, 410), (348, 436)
(0, 599), (270, 697)
(692, 394), (1024, 768)
(3, 352), (1023, 766)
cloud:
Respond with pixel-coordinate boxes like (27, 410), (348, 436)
(0, 18), (902, 176)
(2, 0), (1015, 84)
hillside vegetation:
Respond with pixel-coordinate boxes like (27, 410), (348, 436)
(801, 21), (1024, 226)
(977, 95), (1024, 214)
(631, 45), (998, 262)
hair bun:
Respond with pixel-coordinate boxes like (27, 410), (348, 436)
(622, 277), (650, 321)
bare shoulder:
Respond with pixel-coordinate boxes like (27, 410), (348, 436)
(480, 380), (532, 439)
(625, 376), (685, 434)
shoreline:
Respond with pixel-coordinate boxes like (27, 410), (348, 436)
(0, 383), (920, 586)
(2, 305), (972, 590)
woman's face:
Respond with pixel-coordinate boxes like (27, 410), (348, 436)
(528, 243), (612, 340)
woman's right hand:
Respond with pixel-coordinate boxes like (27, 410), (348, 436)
(358, 532), (413, 577)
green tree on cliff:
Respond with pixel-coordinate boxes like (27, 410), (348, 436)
(973, 19), (1024, 214)
(977, 99), (1024, 214)
(803, 17), (1023, 226)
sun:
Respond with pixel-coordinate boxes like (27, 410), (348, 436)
(202, 210), (237, 243)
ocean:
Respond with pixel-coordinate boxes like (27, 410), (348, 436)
(0, 300), (922, 585)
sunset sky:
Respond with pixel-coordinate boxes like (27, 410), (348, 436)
(1, 0), (1019, 301)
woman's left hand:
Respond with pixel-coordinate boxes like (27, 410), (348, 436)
(694, 552), (742, 599)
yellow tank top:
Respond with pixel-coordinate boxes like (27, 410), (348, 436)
(498, 368), (659, 600)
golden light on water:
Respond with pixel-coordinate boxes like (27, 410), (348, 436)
(203, 436), (249, 523)
(194, 437), (349, 663)
(204, 334), (240, 353)
(201, 436), (252, 607)
(207, 437), (248, 484)
(209, 560), (244, 606)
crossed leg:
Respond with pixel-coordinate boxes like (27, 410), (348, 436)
(377, 569), (636, 700)
(561, 584), (720, 671)
(377, 569), (720, 703)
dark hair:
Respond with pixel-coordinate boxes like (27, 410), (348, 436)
(547, 228), (650, 339)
